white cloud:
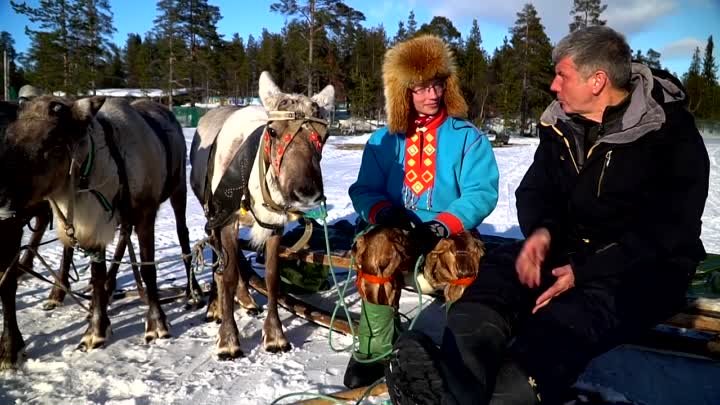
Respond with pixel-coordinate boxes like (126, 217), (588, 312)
(415, 0), (680, 43)
(660, 37), (705, 59)
(603, 0), (677, 33)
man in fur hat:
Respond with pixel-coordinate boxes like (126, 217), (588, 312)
(345, 35), (499, 388)
(384, 26), (709, 405)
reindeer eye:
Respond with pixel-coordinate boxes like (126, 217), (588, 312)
(267, 127), (277, 137)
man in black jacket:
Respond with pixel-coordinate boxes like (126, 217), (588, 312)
(384, 26), (710, 405)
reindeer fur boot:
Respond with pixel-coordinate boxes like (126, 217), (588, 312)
(343, 300), (397, 389)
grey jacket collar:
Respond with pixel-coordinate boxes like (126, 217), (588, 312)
(540, 63), (686, 145)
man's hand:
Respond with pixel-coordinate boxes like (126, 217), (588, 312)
(532, 265), (575, 313)
(515, 228), (551, 288)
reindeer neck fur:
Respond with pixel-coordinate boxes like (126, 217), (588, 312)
(245, 143), (288, 248)
(52, 119), (120, 250)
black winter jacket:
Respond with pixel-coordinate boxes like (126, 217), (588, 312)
(516, 64), (710, 286)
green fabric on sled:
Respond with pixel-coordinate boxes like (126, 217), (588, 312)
(689, 253), (720, 297)
(279, 258), (331, 293)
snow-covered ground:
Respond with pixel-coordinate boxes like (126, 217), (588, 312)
(1, 129), (719, 405)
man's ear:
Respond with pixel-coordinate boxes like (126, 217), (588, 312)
(591, 71), (608, 95)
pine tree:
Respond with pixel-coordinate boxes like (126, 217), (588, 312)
(101, 42), (124, 87)
(702, 35), (717, 84)
(124, 33), (144, 88)
(20, 31), (65, 92)
(11, 0), (80, 94)
(418, 16), (461, 48)
(645, 48), (662, 70)
(223, 33), (249, 101)
(346, 26), (386, 119)
(270, 0), (364, 96)
(683, 46), (704, 113)
(489, 37), (521, 141)
(569, 0), (607, 32)
(257, 29), (284, 88)
(394, 21), (407, 44)
(245, 34), (259, 97)
(701, 36), (718, 119)
(0, 32), (25, 97)
(177, 0), (222, 104)
(154, 0), (184, 105)
(406, 10), (417, 37)
(74, 0), (116, 94)
(510, 3), (553, 135)
(459, 19), (489, 122)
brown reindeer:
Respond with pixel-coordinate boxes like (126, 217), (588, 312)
(190, 71), (334, 358)
(0, 101), (56, 369)
(42, 99), (202, 311)
(0, 96), (187, 368)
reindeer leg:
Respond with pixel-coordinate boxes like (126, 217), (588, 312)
(262, 233), (291, 353)
(217, 223), (243, 359)
(19, 207), (51, 271)
(0, 225), (26, 369)
(136, 211), (170, 342)
(104, 227), (129, 305)
(235, 246), (260, 316)
(205, 235), (223, 323)
(171, 186), (203, 310)
(44, 246), (74, 310)
(78, 250), (111, 351)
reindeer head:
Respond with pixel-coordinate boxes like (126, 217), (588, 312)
(258, 72), (335, 211)
(351, 226), (414, 307)
(423, 232), (485, 303)
(0, 96), (105, 219)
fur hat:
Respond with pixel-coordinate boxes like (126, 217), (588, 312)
(382, 35), (468, 134)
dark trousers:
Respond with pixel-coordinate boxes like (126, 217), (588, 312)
(441, 242), (690, 405)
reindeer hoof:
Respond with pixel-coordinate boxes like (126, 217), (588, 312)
(216, 346), (244, 360)
(242, 306), (261, 317)
(42, 300), (62, 311)
(184, 296), (205, 311)
(77, 330), (109, 352)
(0, 343), (25, 370)
(205, 314), (222, 323)
(144, 319), (171, 343)
(205, 300), (222, 323)
(263, 336), (291, 353)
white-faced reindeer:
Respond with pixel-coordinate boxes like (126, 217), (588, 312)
(189, 71), (334, 358)
(0, 96), (197, 369)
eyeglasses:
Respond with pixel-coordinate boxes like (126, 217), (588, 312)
(410, 81), (446, 96)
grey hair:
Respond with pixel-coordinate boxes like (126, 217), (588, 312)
(552, 26), (632, 89)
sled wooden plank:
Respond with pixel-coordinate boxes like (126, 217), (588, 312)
(292, 383), (388, 405)
(239, 238), (352, 268)
(248, 273), (358, 335)
(663, 313), (720, 334)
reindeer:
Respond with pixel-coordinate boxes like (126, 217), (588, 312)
(189, 71), (334, 358)
(41, 99), (203, 311)
(0, 96), (194, 369)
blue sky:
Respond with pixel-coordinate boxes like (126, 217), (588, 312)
(2, 0), (719, 77)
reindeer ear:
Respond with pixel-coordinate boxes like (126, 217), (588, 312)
(72, 96), (105, 122)
(259, 71), (282, 110)
(311, 84), (335, 110)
